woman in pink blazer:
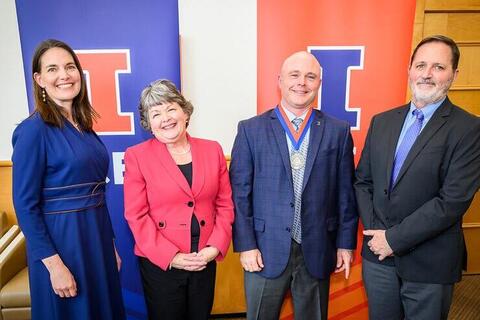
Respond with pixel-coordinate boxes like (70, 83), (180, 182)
(123, 79), (234, 320)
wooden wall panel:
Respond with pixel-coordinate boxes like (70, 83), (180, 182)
(424, 13), (480, 41)
(211, 157), (246, 314)
(448, 90), (480, 113)
(412, 0), (428, 48)
(425, 0), (480, 10)
(455, 46), (480, 86)
(212, 247), (246, 314)
(464, 193), (480, 224)
(0, 161), (16, 228)
(464, 226), (480, 272)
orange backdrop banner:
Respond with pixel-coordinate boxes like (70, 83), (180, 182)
(257, 1), (417, 318)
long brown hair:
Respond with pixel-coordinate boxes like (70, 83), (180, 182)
(32, 39), (98, 130)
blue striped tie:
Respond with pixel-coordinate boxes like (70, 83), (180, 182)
(291, 117), (304, 243)
(292, 117), (303, 131)
(391, 109), (424, 186)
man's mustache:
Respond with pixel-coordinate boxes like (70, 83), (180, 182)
(416, 80), (435, 85)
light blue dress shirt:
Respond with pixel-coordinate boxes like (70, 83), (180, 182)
(394, 98), (445, 155)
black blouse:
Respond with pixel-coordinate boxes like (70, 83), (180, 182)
(177, 162), (200, 253)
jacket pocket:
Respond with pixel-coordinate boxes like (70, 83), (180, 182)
(318, 147), (338, 158)
(254, 218), (265, 232)
(422, 145), (444, 154)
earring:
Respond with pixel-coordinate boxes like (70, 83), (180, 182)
(42, 88), (46, 103)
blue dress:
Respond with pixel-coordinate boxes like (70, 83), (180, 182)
(12, 113), (125, 320)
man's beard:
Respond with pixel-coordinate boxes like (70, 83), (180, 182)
(410, 78), (453, 106)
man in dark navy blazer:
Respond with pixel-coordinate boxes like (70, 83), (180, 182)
(355, 35), (480, 320)
(230, 51), (358, 320)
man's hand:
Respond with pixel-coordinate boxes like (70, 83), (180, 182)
(334, 248), (354, 279)
(170, 252), (207, 271)
(363, 229), (393, 261)
(240, 249), (264, 272)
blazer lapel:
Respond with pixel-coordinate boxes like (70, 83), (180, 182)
(393, 99), (451, 187)
(151, 139), (193, 197)
(302, 109), (324, 191)
(386, 105), (410, 189)
(190, 136), (205, 197)
(270, 109), (293, 188)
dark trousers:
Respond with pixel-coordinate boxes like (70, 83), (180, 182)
(362, 258), (454, 320)
(139, 257), (216, 320)
(244, 241), (330, 320)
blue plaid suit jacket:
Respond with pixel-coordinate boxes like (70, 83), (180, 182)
(230, 108), (358, 279)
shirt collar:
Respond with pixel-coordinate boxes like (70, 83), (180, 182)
(409, 97), (446, 119)
(280, 104), (310, 122)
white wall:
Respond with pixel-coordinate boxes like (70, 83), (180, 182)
(0, 0), (256, 160)
(0, 0), (29, 160)
(178, 0), (256, 154)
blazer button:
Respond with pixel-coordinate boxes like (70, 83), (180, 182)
(200, 220), (206, 227)
(286, 227), (291, 232)
(158, 221), (165, 228)
(383, 189), (388, 195)
(187, 201), (194, 207)
(290, 202), (294, 208)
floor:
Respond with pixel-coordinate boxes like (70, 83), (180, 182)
(210, 274), (480, 319)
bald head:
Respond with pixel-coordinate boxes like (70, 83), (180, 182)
(280, 51), (321, 76)
(278, 51), (322, 115)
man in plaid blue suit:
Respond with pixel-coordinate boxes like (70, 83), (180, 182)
(230, 51), (358, 320)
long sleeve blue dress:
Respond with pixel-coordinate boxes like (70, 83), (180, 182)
(12, 112), (125, 319)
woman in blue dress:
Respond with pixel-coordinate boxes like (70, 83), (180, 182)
(12, 39), (125, 319)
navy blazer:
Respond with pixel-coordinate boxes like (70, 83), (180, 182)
(230, 108), (358, 279)
(355, 98), (480, 284)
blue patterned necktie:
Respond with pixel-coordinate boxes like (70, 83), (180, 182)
(391, 109), (424, 185)
(292, 117), (303, 131)
(291, 117), (305, 243)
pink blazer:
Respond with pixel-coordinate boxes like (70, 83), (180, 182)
(123, 135), (234, 270)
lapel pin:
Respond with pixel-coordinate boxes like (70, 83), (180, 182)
(316, 121), (321, 126)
